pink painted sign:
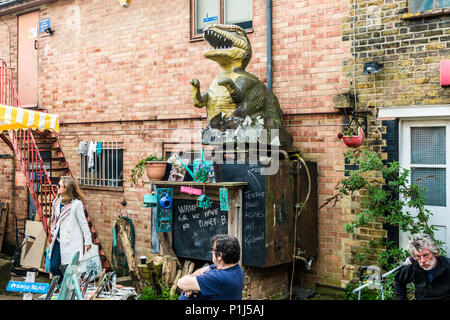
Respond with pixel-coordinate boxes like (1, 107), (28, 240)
(180, 186), (203, 196)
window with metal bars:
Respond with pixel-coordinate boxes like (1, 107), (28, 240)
(79, 142), (124, 187)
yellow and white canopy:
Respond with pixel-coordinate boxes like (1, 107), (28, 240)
(0, 104), (59, 133)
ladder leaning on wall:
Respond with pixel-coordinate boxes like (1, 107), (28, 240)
(0, 59), (110, 271)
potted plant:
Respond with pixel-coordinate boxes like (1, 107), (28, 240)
(131, 155), (166, 186)
(337, 126), (365, 148)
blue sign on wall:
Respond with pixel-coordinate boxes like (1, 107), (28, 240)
(203, 13), (218, 23)
(39, 18), (50, 33)
(7, 281), (50, 294)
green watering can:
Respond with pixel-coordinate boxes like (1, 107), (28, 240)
(177, 149), (213, 183)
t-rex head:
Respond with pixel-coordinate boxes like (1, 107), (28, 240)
(203, 24), (252, 70)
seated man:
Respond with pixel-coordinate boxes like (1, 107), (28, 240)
(395, 233), (450, 300)
(177, 234), (244, 300)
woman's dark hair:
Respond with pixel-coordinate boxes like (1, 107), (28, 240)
(211, 234), (240, 264)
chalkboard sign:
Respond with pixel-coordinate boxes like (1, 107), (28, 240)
(221, 163), (266, 267)
(173, 199), (228, 261)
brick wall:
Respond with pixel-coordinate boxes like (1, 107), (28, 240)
(0, 0), (358, 296)
(342, 0), (450, 109)
(0, 143), (28, 255)
(339, 0), (450, 284)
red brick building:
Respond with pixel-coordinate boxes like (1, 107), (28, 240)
(4, 0), (447, 299)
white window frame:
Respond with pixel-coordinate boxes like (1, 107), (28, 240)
(399, 118), (450, 252)
(409, 0), (450, 13)
(190, 0), (253, 40)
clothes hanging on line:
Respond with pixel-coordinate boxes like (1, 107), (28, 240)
(96, 141), (102, 156)
(87, 141), (97, 169)
(77, 141), (89, 155)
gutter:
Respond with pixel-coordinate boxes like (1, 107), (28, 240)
(266, 0), (272, 90)
(0, 0), (57, 15)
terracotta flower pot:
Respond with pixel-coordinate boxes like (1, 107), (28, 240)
(145, 161), (167, 181)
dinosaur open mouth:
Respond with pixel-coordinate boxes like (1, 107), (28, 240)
(204, 29), (234, 50)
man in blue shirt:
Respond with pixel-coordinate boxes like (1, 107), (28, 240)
(177, 234), (244, 300)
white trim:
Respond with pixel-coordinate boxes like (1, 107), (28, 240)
(399, 119), (450, 252)
(378, 105), (450, 119)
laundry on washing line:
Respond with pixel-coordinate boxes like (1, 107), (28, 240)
(77, 141), (89, 155)
(87, 141), (97, 169)
(96, 141), (102, 156)
(77, 141), (103, 170)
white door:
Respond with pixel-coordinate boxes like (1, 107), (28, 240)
(399, 120), (450, 253)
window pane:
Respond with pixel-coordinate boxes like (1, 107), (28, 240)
(195, 0), (219, 34)
(412, 167), (446, 206)
(437, 0), (450, 8)
(411, 127), (446, 165)
(410, 0), (435, 12)
(224, 0), (252, 29)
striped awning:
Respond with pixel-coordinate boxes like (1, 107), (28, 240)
(0, 104), (59, 133)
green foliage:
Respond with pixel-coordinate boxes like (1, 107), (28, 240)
(334, 150), (443, 300)
(130, 155), (165, 186)
(137, 287), (179, 300)
(340, 150), (436, 237)
(344, 280), (378, 300)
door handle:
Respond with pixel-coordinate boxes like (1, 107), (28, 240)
(34, 40), (38, 50)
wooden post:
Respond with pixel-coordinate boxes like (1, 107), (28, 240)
(162, 256), (177, 288)
(157, 232), (182, 268)
(115, 218), (146, 294)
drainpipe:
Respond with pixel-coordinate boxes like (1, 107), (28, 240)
(266, 0), (272, 91)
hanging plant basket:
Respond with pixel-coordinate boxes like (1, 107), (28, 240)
(337, 112), (366, 148)
(338, 126), (365, 148)
(145, 161), (167, 181)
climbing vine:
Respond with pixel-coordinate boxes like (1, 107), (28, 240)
(323, 149), (444, 299)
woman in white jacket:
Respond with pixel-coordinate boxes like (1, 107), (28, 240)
(48, 176), (92, 283)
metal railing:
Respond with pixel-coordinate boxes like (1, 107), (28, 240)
(1, 59), (55, 240)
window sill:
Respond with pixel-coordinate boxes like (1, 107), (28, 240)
(190, 28), (254, 43)
(80, 185), (124, 192)
(402, 8), (450, 20)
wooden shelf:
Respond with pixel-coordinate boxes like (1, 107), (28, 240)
(143, 181), (248, 188)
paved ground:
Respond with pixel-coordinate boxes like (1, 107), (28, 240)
(1, 273), (343, 300)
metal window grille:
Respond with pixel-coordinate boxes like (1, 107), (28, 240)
(410, 126), (447, 207)
(79, 142), (124, 187)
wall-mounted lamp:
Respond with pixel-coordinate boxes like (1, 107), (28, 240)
(119, 0), (130, 7)
(363, 61), (383, 74)
(44, 27), (55, 36)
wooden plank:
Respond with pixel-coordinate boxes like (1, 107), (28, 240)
(20, 221), (47, 269)
(0, 202), (8, 251)
(145, 181), (248, 188)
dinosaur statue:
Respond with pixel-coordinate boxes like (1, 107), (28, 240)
(191, 24), (293, 148)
